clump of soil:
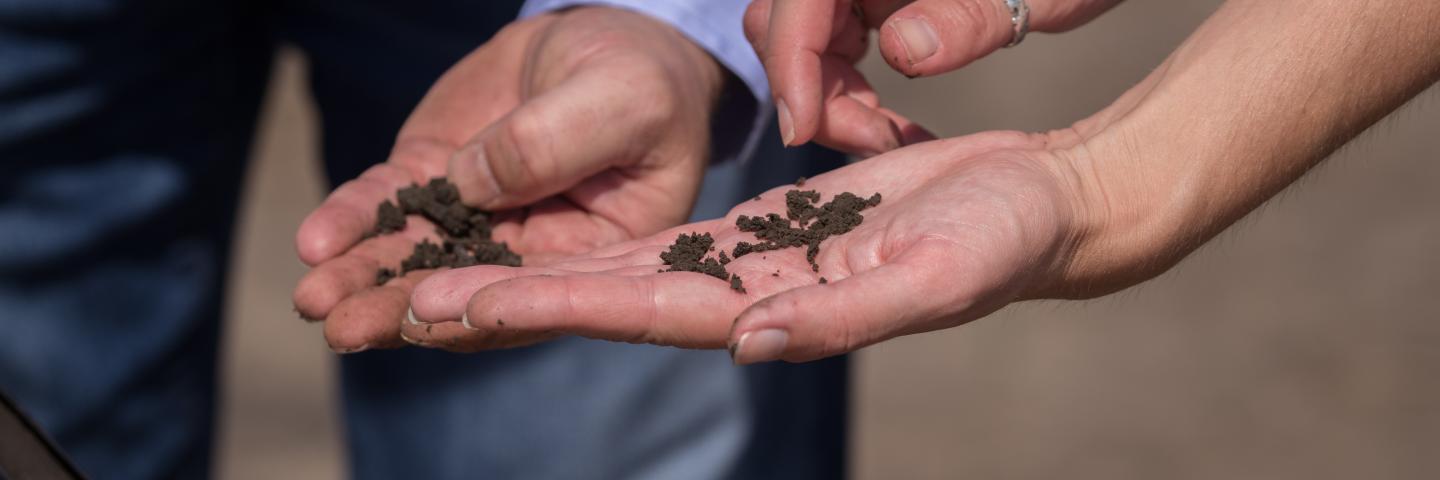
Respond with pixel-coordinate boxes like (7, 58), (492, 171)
(369, 178), (520, 285)
(660, 232), (745, 293)
(734, 189), (881, 271)
(657, 189), (880, 291)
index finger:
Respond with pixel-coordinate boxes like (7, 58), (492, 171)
(764, 0), (843, 147)
(295, 162), (428, 266)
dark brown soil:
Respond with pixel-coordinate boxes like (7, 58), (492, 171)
(659, 232), (737, 286)
(368, 178), (520, 285)
(658, 189), (880, 291)
(733, 189), (881, 272)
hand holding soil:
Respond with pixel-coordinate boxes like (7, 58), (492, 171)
(290, 7), (725, 353)
(401, 131), (1091, 362)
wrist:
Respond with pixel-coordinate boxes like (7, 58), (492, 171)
(1023, 109), (1205, 301)
(1043, 91), (1255, 301)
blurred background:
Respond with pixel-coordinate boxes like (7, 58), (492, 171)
(216, 1), (1440, 478)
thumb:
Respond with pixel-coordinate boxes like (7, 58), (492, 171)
(877, 0), (1122, 77)
(447, 64), (668, 210)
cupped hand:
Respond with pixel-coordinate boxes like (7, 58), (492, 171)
(745, 0), (1122, 154)
(291, 7), (725, 352)
(399, 130), (1099, 362)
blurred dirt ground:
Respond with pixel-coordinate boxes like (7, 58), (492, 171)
(215, 2), (1440, 478)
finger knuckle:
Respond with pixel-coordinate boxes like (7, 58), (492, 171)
(939, 0), (1008, 47)
(493, 112), (552, 194)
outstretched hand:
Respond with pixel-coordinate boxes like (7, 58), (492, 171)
(395, 131), (1096, 362)
(291, 7), (725, 352)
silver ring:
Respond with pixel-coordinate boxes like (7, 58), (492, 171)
(1003, 0), (1030, 48)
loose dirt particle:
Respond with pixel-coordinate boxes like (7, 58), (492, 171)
(376, 268), (398, 285)
(375, 200), (406, 234)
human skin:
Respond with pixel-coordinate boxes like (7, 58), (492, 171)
(401, 0), (1440, 363)
(290, 7), (723, 352)
(743, 0), (1124, 155)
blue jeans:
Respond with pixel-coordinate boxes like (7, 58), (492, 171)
(0, 0), (846, 478)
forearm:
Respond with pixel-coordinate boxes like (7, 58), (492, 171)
(1055, 0), (1440, 295)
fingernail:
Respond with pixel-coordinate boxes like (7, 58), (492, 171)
(297, 309), (321, 323)
(332, 343), (370, 354)
(400, 332), (424, 346)
(776, 99), (795, 146)
(407, 308), (420, 326)
(462, 312), (477, 331)
(731, 329), (788, 365)
(890, 18), (938, 65)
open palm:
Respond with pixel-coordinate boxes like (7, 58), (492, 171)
(395, 131), (1087, 362)
(290, 8), (723, 351)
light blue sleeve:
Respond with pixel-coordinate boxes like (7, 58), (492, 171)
(519, 0), (772, 164)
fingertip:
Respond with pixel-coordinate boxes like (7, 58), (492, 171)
(408, 269), (476, 324)
(296, 211), (355, 266)
(878, 107), (938, 145)
(298, 171), (415, 266)
(414, 265), (551, 325)
(729, 293), (801, 365)
(877, 0), (1013, 78)
(462, 276), (530, 332)
(730, 328), (790, 365)
(293, 268), (350, 321)
(782, 79), (826, 147)
(325, 317), (376, 354)
(885, 17), (938, 68)
(765, 47), (825, 147)
(732, 288), (799, 337)
(776, 98), (797, 147)
(323, 283), (412, 353)
(877, 23), (924, 78)
(814, 96), (904, 157)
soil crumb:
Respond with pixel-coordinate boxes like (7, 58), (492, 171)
(659, 232), (740, 292)
(733, 189), (880, 272)
(368, 178), (520, 285)
(657, 188), (880, 291)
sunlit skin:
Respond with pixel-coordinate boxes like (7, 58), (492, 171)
(402, 131), (1084, 358)
(289, 7), (724, 351)
(395, 0), (1440, 364)
(744, 0), (1123, 155)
